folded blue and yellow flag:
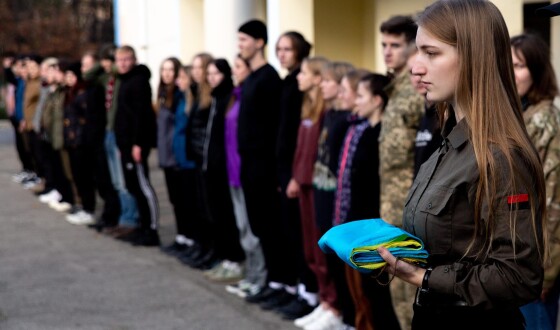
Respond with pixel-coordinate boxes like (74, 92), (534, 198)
(318, 218), (429, 273)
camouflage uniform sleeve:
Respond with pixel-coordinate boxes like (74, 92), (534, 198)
(379, 73), (425, 226)
(525, 101), (560, 290)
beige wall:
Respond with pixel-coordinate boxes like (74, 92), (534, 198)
(313, 0), (371, 69)
(179, 0), (204, 64)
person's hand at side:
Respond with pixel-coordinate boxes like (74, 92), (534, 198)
(132, 145), (142, 163)
(286, 178), (300, 198)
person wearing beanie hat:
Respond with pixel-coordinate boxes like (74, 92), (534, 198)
(236, 19), (291, 305)
(238, 19), (268, 45)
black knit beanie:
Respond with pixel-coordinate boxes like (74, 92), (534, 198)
(238, 19), (268, 45)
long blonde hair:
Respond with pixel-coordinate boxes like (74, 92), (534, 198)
(301, 57), (328, 123)
(187, 53), (213, 110)
(419, 0), (547, 261)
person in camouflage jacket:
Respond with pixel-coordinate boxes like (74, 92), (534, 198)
(512, 33), (560, 328)
(378, 15), (425, 330)
(378, 16), (424, 228)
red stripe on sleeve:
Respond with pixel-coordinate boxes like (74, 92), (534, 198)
(507, 194), (529, 204)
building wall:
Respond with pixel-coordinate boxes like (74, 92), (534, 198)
(313, 0), (368, 68)
(115, 0), (559, 96)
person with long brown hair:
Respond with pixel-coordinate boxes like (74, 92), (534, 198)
(511, 33), (560, 330)
(155, 57), (189, 255)
(378, 1), (547, 328)
(181, 52), (218, 269)
(270, 31), (318, 318)
(290, 56), (346, 330)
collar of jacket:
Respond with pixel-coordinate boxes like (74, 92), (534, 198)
(445, 118), (468, 150)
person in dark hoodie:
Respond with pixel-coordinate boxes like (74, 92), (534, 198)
(113, 45), (159, 247)
(201, 59), (245, 281)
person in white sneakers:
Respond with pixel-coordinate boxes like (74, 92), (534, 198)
(294, 304), (343, 330)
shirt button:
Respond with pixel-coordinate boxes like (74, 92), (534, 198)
(427, 203), (432, 209)
(444, 266), (449, 273)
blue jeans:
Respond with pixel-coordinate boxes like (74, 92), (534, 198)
(104, 131), (138, 227)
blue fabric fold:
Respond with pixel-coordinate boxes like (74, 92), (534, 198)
(318, 218), (429, 273)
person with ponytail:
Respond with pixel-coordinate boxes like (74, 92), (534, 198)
(378, 1), (547, 328)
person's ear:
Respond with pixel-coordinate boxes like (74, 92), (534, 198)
(373, 94), (384, 110)
(256, 39), (265, 51)
(312, 74), (322, 86)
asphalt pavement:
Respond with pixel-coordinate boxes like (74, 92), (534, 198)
(0, 120), (297, 330)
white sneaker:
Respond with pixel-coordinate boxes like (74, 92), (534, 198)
(66, 210), (94, 225)
(39, 190), (62, 204)
(225, 280), (253, 298)
(304, 309), (343, 330)
(294, 304), (326, 328)
(49, 200), (72, 212)
(12, 171), (31, 183)
(22, 177), (41, 190)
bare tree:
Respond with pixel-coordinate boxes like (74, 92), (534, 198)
(0, 0), (114, 59)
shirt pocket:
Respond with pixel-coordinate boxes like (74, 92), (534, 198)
(419, 185), (455, 255)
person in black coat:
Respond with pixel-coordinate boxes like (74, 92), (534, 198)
(113, 45), (159, 246)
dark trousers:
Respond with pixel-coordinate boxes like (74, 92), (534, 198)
(278, 173), (317, 290)
(38, 140), (73, 201)
(68, 146), (96, 212)
(37, 138), (55, 192)
(345, 267), (400, 329)
(120, 148), (159, 231)
(192, 168), (212, 248)
(26, 130), (43, 177)
(240, 154), (286, 284)
(95, 144), (120, 225)
(300, 186), (338, 307)
(203, 168), (244, 262)
(10, 117), (33, 172)
(163, 167), (195, 238)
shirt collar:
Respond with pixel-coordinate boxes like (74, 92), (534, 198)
(444, 118), (469, 150)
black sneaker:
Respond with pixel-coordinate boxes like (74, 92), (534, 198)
(161, 242), (188, 256)
(259, 290), (296, 310)
(131, 230), (160, 247)
(276, 298), (316, 320)
(245, 286), (280, 304)
(178, 244), (204, 265)
(116, 228), (143, 242)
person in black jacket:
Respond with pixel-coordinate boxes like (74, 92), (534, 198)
(81, 48), (121, 230)
(200, 59), (245, 280)
(180, 52), (217, 269)
(113, 45), (159, 247)
(61, 62), (97, 225)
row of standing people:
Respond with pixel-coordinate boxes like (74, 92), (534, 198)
(3, 7), (560, 330)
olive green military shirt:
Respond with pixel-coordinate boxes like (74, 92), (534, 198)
(403, 119), (543, 309)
